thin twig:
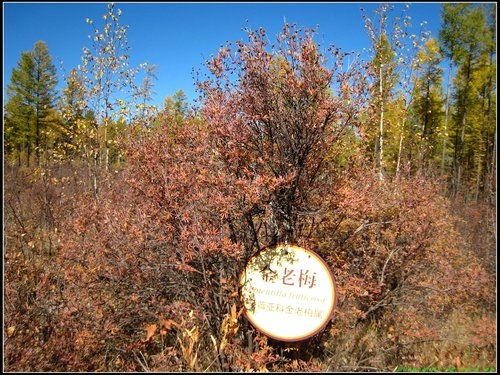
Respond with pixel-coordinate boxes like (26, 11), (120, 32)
(379, 246), (402, 287)
(133, 350), (150, 372)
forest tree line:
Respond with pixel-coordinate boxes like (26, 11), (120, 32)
(4, 3), (496, 203)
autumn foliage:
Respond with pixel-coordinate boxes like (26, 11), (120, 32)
(4, 21), (495, 372)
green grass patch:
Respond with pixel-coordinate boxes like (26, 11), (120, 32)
(396, 366), (496, 372)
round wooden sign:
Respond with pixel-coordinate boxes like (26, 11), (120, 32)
(239, 244), (337, 342)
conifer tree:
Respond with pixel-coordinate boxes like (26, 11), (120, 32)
(409, 38), (445, 176)
(5, 41), (58, 167)
(439, 3), (492, 197)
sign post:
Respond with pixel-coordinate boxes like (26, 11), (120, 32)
(239, 244), (337, 342)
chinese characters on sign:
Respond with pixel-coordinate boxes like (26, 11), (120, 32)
(263, 267), (317, 288)
(254, 300), (324, 318)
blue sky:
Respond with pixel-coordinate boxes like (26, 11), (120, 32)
(3, 2), (445, 107)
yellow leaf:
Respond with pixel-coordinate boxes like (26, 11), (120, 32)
(6, 326), (16, 337)
(162, 318), (175, 331)
(210, 334), (218, 351)
(144, 324), (157, 341)
(220, 336), (227, 352)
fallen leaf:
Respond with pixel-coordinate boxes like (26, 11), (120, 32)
(162, 318), (175, 331)
(6, 326), (16, 337)
(144, 324), (157, 341)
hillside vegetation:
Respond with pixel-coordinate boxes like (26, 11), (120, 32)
(4, 3), (496, 372)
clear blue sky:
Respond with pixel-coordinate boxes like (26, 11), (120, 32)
(3, 2), (444, 107)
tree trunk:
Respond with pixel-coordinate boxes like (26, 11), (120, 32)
(491, 126), (497, 207)
(104, 119), (109, 172)
(35, 112), (40, 167)
(441, 62), (452, 184)
(379, 64), (384, 181)
(17, 144), (22, 167)
(26, 143), (31, 168)
(456, 112), (466, 197)
(396, 120), (404, 179)
(454, 56), (472, 198)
